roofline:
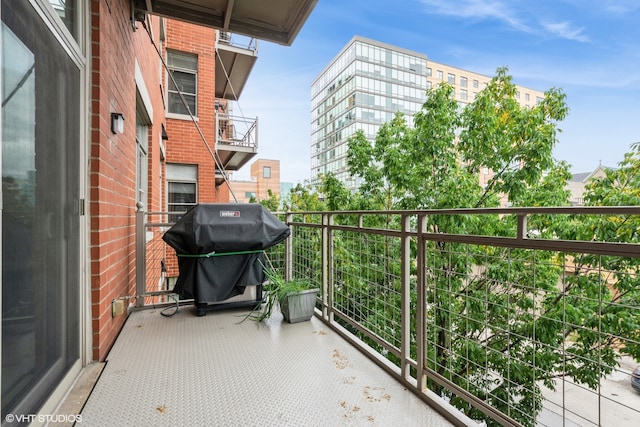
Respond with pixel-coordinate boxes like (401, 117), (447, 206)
(312, 35), (428, 86)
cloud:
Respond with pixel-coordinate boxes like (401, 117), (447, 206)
(418, 0), (532, 32)
(541, 21), (590, 42)
(419, 0), (594, 42)
(602, 0), (640, 14)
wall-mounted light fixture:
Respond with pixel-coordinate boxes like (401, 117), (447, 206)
(111, 112), (125, 134)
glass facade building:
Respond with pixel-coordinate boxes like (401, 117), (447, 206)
(311, 36), (545, 191)
(311, 36), (428, 190)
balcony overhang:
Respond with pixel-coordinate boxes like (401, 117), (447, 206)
(133, 0), (318, 46)
(218, 145), (257, 170)
(215, 146), (257, 186)
(215, 39), (257, 100)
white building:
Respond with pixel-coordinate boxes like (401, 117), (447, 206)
(311, 36), (545, 190)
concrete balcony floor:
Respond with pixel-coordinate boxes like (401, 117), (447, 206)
(80, 307), (454, 426)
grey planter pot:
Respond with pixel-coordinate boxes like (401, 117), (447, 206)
(280, 288), (319, 323)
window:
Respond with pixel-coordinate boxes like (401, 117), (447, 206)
(136, 120), (148, 206)
(473, 79), (479, 88)
(426, 67), (432, 76)
(49, 0), (78, 39)
(167, 50), (197, 116)
(448, 73), (455, 84)
(167, 164), (197, 222)
(525, 93), (530, 102)
(263, 166), (271, 178)
(460, 89), (468, 101)
(460, 76), (468, 88)
(437, 70), (443, 80)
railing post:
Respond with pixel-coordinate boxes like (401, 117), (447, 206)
(135, 202), (146, 308)
(401, 213), (412, 381)
(517, 213), (527, 240)
(285, 212), (293, 282)
(323, 213), (333, 322)
(416, 213), (427, 391)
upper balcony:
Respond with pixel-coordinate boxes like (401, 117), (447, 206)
(76, 207), (640, 426)
(215, 32), (258, 101)
(133, 0), (318, 46)
(215, 111), (257, 185)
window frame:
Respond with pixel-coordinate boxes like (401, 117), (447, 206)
(166, 164), (198, 222)
(166, 49), (198, 117)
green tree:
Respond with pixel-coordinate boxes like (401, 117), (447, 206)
(557, 142), (640, 385)
(282, 181), (325, 213)
(257, 188), (280, 212)
(331, 67), (583, 426)
(278, 182), (326, 284)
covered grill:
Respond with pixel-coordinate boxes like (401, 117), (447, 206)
(163, 203), (289, 315)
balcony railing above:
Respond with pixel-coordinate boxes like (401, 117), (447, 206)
(215, 112), (257, 184)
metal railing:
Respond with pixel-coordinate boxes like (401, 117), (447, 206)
(137, 206), (640, 426)
(285, 207), (640, 427)
(216, 112), (257, 149)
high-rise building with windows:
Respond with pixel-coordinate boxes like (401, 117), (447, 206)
(311, 36), (545, 190)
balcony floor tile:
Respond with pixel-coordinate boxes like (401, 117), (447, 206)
(80, 307), (454, 426)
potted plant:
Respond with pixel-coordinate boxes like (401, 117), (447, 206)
(276, 278), (319, 323)
(242, 265), (319, 323)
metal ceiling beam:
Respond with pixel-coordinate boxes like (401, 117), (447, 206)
(223, 0), (234, 30)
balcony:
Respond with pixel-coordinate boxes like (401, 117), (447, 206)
(215, 112), (257, 185)
(79, 207), (640, 426)
(133, 0), (318, 46)
(215, 33), (258, 100)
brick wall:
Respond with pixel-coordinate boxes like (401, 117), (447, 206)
(164, 20), (230, 204)
(89, 0), (166, 361)
(251, 159), (281, 201)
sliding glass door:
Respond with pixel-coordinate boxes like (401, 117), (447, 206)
(2, 0), (81, 419)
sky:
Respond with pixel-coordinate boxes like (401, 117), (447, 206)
(234, 0), (640, 184)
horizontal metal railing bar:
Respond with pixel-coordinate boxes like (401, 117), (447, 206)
(423, 366), (524, 427)
(145, 222), (175, 228)
(419, 233), (640, 258)
(291, 221), (640, 258)
(280, 206), (640, 216)
(331, 307), (403, 360)
(286, 221), (323, 229)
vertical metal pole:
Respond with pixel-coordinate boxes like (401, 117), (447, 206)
(517, 213), (527, 240)
(135, 203), (146, 308)
(400, 213), (412, 380)
(416, 213), (427, 390)
(285, 212), (293, 281)
(323, 213), (333, 321)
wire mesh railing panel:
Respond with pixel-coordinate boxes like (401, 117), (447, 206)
(331, 229), (403, 357)
(289, 225), (322, 288)
(421, 240), (640, 427)
(141, 214), (184, 306)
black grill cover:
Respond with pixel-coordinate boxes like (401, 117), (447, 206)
(163, 204), (290, 303)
